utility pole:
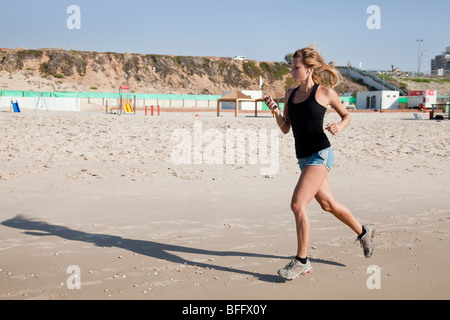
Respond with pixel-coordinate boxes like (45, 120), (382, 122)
(421, 50), (427, 76)
(416, 39), (423, 75)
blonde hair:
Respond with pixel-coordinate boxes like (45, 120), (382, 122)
(293, 44), (341, 88)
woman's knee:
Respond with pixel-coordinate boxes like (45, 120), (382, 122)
(290, 200), (307, 218)
(318, 199), (333, 213)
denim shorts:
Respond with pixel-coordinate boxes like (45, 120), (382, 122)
(297, 146), (335, 171)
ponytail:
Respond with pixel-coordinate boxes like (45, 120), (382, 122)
(293, 45), (341, 88)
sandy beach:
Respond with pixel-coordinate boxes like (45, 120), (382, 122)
(0, 108), (449, 300)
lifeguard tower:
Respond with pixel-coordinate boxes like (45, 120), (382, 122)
(120, 85), (134, 115)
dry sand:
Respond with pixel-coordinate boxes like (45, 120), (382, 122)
(0, 108), (449, 300)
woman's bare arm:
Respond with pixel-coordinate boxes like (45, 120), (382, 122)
(321, 87), (351, 135)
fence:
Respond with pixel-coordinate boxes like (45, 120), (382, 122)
(0, 96), (80, 112)
(0, 90), (222, 110)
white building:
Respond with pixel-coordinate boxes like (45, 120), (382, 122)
(221, 90), (263, 111)
(356, 91), (399, 110)
(241, 90), (263, 110)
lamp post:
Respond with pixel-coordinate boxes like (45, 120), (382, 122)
(416, 39), (423, 75)
(420, 50), (427, 76)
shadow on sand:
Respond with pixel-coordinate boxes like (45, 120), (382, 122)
(2, 215), (346, 284)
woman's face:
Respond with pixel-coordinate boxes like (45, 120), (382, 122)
(291, 58), (310, 83)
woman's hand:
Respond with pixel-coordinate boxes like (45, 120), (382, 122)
(325, 123), (342, 135)
(264, 96), (280, 115)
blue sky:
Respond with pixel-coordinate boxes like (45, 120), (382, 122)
(2, 0), (449, 72)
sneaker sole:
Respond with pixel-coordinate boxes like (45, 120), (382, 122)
(365, 225), (375, 258)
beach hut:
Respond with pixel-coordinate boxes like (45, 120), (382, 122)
(217, 90), (255, 117)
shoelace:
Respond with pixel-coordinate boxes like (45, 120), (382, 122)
(284, 259), (297, 268)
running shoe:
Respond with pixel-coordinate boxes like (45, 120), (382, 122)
(278, 259), (312, 280)
(357, 224), (375, 258)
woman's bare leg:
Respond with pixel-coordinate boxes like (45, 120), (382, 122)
(315, 177), (363, 235)
(290, 165), (329, 258)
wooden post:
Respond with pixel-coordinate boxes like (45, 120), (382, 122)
(106, 100), (108, 114)
(217, 100), (220, 117)
(235, 99), (238, 118)
(119, 95), (122, 116)
(255, 101), (258, 117)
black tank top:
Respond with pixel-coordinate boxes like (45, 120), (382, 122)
(288, 83), (331, 158)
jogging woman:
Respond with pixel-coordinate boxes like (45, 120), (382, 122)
(264, 46), (375, 280)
